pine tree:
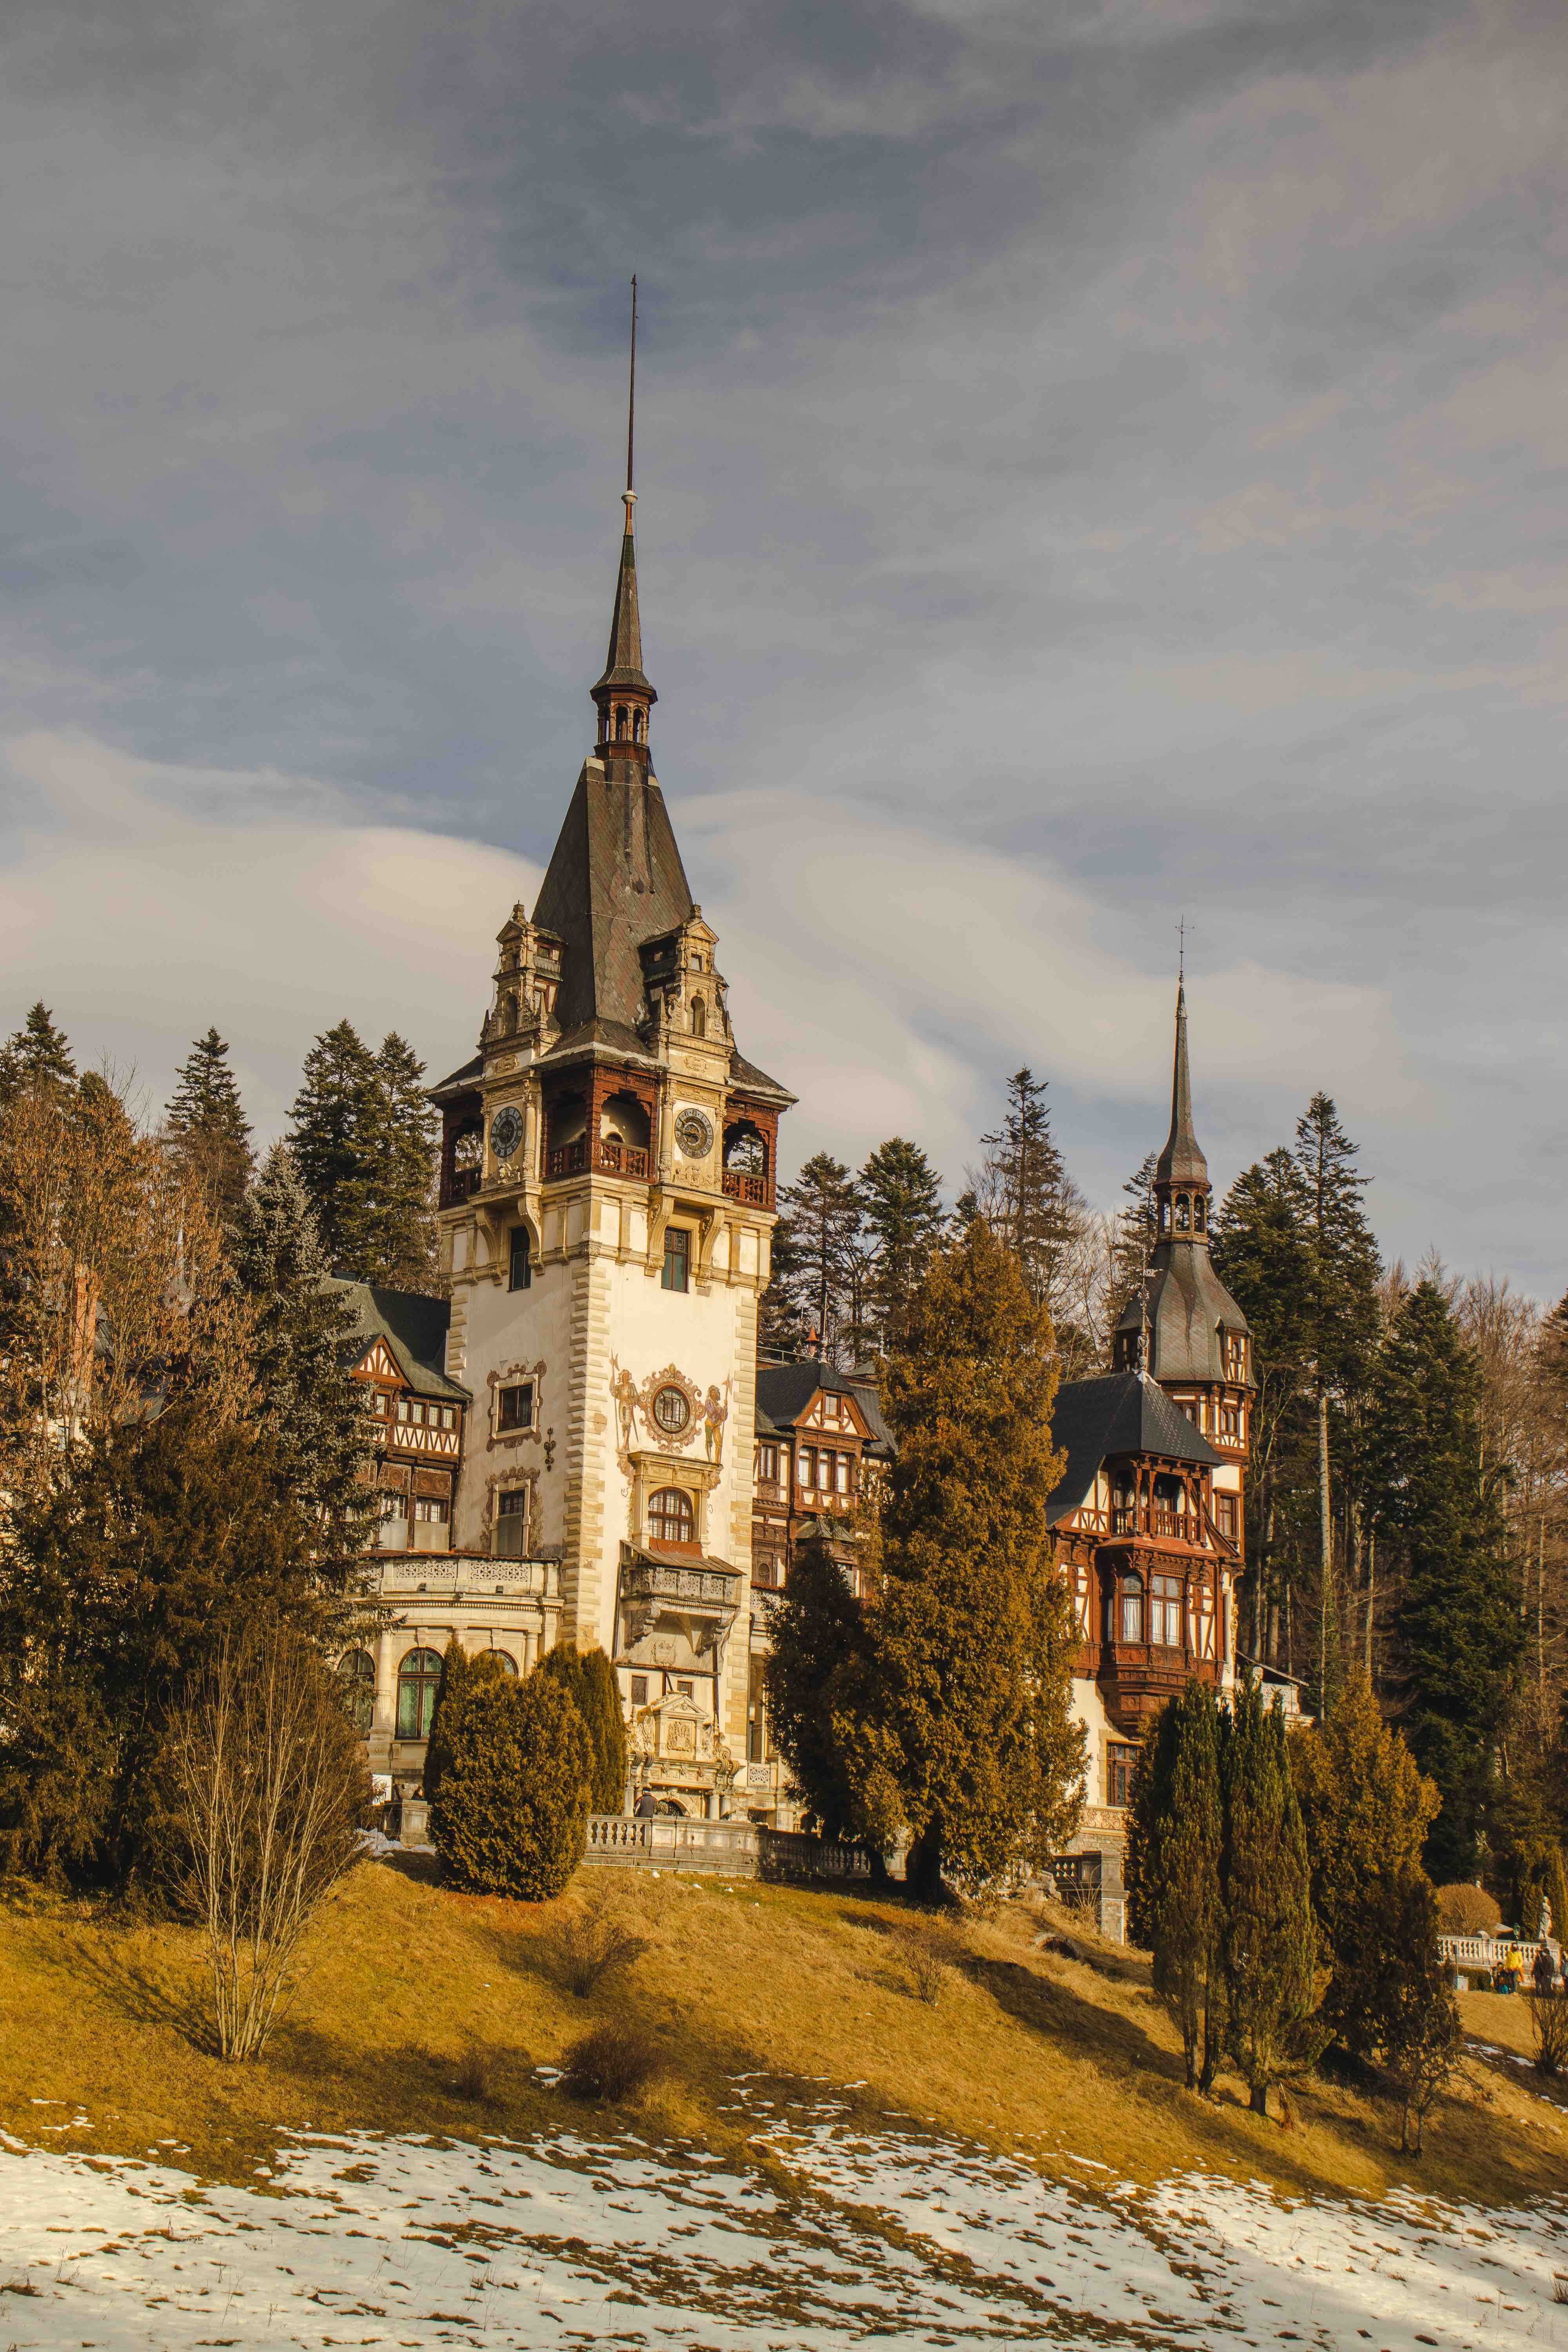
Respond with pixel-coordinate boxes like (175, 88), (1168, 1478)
(1108, 1149), (1159, 1338)
(430, 1664), (592, 1900)
(227, 1143), (376, 1565)
(1221, 1675), (1325, 2116)
(164, 1027), (255, 1216)
(1294, 1096), (1381, 1713)
(356, 1032), (439, 1286)
(0, 1002), (76, 1107)
(1368, 1279), (1522, 1882)
(1211, 1149), (1317, 1666)
(1289, 1676), (1439, 2056)
(1126, 1683), (1224, 2090)
(774, 1154), (863, 1363)
(859, 1138), (945, 1354)
(869, 1219), (1085, 1897)
(976, 1069), (1078, 1312)
(759, 1198), (813, 1358)
(290, 1021), (379, 1268)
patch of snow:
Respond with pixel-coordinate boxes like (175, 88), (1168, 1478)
(2, 2087), (1568, 2350)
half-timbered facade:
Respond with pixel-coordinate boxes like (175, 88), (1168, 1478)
(1055, 980), (1252, 1842)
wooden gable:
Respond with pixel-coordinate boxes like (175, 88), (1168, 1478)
(350, 1338), (404, 1388)
(801, 1387), (869, 1441)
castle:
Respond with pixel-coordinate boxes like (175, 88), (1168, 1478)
(334, 467), (1254, 1844)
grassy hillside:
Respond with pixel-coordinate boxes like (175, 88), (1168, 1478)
(2, 1856), (1562, 2206)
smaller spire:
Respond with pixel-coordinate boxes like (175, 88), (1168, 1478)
(1154, 976), (1209, 1192)
(591, 277), (657, 754)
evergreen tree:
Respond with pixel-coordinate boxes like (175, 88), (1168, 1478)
(868, 1219), (1085, 1897)
(537, 1645), (627, 1813)
(1211, 1149), (1316, 1666)
(858, 1138), (946, 1354)
(1368, 1279), (1522, 1882)
(1108, 1148), (1159, 1338)
(1221, 1675), (1325, 2116)
(227, 1143), (376, 1565)
(430, 1663), (593, 1900)
(1289, 1676), (1440, 2056)
(1368, 1869), (1463, 2154)
(358, 1032), (439, 1286)
(976, 1069), (1076, 1311)
(0, 1405), (338, 1886)
(1126, 1683), (1224, 2090)
(764, 1534), (877, 1841)
(290, 1020), (379, 1267)
(759, 1196), (814, 1358)
(774, 1153), (863, 1363)
(1294, 1095), (1381, 1712)
(164, 1027), (254, 1216)
(421, 1635), (472, 1807)
(0, 1002), (76, 1107)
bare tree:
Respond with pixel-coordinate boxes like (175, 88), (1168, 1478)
(163, 1618), (369, 2061)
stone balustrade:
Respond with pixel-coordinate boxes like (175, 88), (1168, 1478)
(583, 1813), (873, 1882)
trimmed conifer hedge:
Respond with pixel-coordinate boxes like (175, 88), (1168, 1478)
(537, 1643), (627, 1814)
(430, 1661), (592, 1900)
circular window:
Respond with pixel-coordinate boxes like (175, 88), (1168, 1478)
(673, 1107), (713, 1159)
(652, 1384), (691, 1436)
(490, 1104), (523, 1162)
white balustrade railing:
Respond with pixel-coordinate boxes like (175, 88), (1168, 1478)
(583, 1813), (872, 1880)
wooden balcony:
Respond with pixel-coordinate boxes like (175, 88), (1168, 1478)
(544, 1136), (652, 1182)
(545, 1138), (587, 1179)
(722, 1168), (769, 1208)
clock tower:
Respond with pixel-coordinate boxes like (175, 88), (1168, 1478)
(431, 477), (793, 1817)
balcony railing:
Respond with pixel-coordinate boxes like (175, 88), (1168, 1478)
(543, 1136), (653, 1182)
(597, 1137), (650, 1178)
(545, 1138), (587, 1179)
(621, 1557), (739, 1608)
(443, 1164), (481, 1207)
(722, 1169), (769, 1207)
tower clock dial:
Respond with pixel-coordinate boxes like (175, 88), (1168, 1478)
(489, 1104), (524, 1163)
(673, 1107), (713, 1160)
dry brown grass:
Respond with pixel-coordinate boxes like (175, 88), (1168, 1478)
(1, 1861), (1564, 2209)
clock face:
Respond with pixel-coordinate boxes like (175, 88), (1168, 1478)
(490, 1105), (523, 1163)
(674, 1107), (713, 1160)
(652, 1383), (691, 1436)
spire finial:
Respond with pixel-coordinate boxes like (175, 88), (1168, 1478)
(1177, 914), (1187, 983)
(624, 274), (637, 518)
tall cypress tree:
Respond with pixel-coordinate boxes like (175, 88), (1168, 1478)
(1126, 1682), (1224, 2090)
(228, 1143), (376, 1566)
(764, 1533), (877, 1841)
(0, 1003), (76, 1106)
(537, 1644), (628, 1813)
(859, 1138), (945, 1354)
(164, 1027), (255, 1216)
(1368, 1279), (1522, 1881)
(869, 1219), (1085, 1896)
(1221, 1675), (1325, 2116)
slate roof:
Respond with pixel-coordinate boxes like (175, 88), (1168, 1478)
(329, 1280), (471, 1405)
(1156, 979), (1209, 1189)
(1114, 1245), (1252, 1383)
(1046, 1370), (1221, 1526)
(594, 519), (655, 697)
(755, 1358), (895, 1459)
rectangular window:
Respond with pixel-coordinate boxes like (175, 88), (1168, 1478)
(1214, 1493), (1238, 1541)
(440, 1405), (455, 1431)
(661, 1227), (690, 1292)
(497, 1381), (533, 1433)
(1151, 1574), (1183, 1648)
(835, 1452), (851, 1495)
(752, 1552), (781, 1589)
(675, 1678), (694, 1699)
(413, 1497), (450, 1524)
(495, 1487), (529, 1555)
(395, 1397), (410, 1423)
(757, 1441), (779, 1484)
(1108, 1743), (1138, 1809)
(630, 1674), (648, 1708)
(509, 1225), (532, 1291)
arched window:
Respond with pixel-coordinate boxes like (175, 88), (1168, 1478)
(483, 1648), (519, 1675)
(648, 1486), (695, 1545)
(690, 997), (706, 1038)
(1160, 1198), (1171, 1232)
(396, 1647), (444, 1739)
(337, 1649), (375, 1734)
(1175, 1195), (1191, 1232)
(1118, 1572), (1145, 1644)
(1194, 1196), (1207, 1233)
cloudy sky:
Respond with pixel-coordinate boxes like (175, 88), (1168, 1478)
(2, 0), (1564, 1292)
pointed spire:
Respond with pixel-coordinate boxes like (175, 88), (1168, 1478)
(592, 276), (657, 753)
(1154, 977), (1209, 1191)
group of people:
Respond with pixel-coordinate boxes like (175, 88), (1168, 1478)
(1490, 1940), (1568, 1996)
